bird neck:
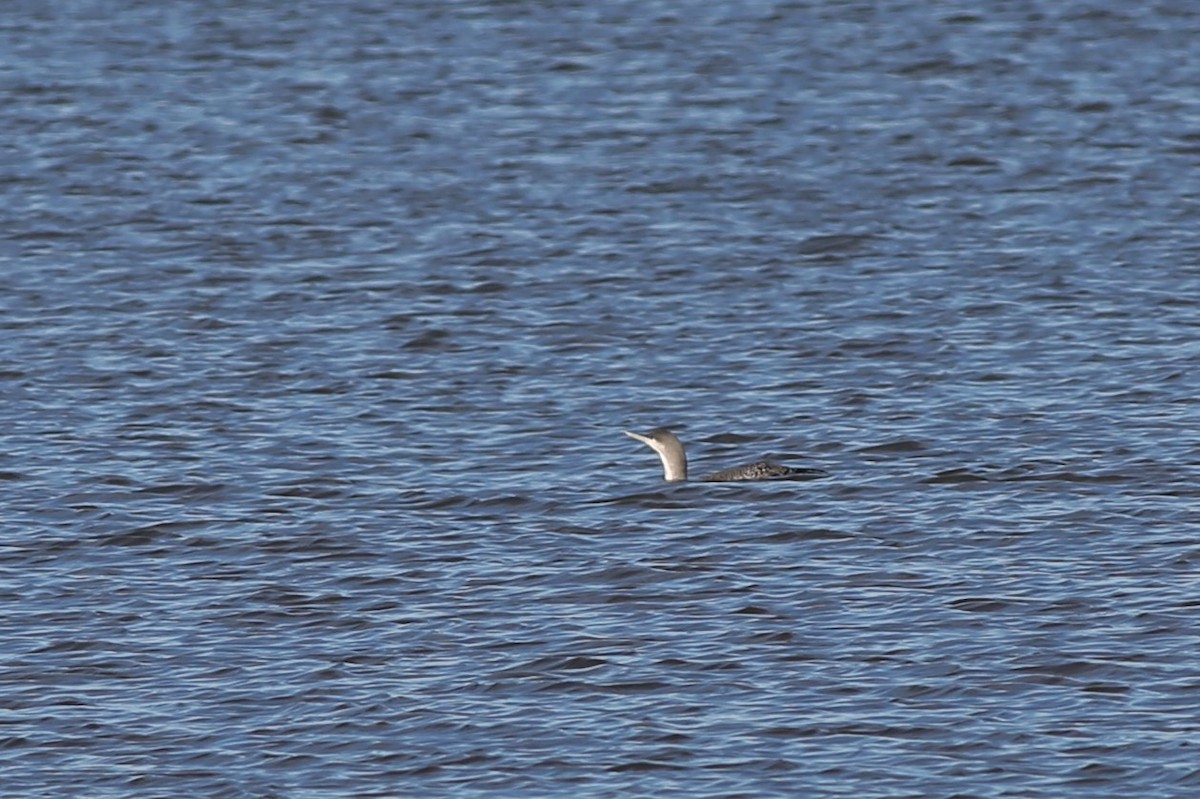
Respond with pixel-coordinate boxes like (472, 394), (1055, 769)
(657, 444), (687, 482)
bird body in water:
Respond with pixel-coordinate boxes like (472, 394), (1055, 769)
(623, 428), (828, 483)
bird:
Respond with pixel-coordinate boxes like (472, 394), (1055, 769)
(623, 428), (828, 483)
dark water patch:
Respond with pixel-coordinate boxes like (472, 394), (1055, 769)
(855, 439), (927, 455)
(795, 233), (877, 258)
(744, 528), (856, 544)
(925, 468), (992, 484)
(949, 597), (1032, 614)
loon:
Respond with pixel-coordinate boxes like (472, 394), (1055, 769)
(623, 428), (829, 483)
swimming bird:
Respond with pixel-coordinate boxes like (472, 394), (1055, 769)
(623, 428), (828, 483)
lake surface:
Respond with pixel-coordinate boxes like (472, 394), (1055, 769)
(2, 2), (1199, 797)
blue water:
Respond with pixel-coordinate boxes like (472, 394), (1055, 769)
(2, 2), (1199, 797)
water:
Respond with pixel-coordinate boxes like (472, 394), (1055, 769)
(2, 2), (1199, 796)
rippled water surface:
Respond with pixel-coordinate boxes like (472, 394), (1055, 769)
(3, 2), (1199, 797)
